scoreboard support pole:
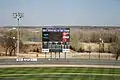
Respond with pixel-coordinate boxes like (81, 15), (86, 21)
(55, 52), (56, 59)
(45, 52), (46, 58)
(65, 52), (66, 59)
(59, 52), (60, 59)
(50, 52), (52, 59)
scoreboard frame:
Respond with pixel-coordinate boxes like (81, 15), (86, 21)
(42, 28), (70, 53)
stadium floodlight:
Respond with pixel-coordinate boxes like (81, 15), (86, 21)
(12, 27), (16, 30)
(13, 12), (24, 57)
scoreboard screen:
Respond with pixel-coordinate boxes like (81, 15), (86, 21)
(42, 28), (70, 52)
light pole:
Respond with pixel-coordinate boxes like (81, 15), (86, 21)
(13, 12), (24, 57)
(99, 38), (104, 60)
(32, 30), (39, 57)
(89, 39), (91, 60)
(12, 37), (16, 56)
(99, 38), (101, 60)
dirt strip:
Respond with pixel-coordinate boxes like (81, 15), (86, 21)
(0, 64), (120, 68)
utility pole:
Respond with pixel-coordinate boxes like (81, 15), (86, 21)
(13, 12), (24, 57)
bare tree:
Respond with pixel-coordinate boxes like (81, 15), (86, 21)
(70, 32), (84, 52)
(90, 32), (100, 43)
(0, 35), (16, 56)
(0, 30), (24, 56)
(110, 32), (120, 60)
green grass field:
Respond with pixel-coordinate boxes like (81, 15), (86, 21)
(0, 67), (120, 80)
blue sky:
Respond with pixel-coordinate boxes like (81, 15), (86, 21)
(0, 0), (120, 26)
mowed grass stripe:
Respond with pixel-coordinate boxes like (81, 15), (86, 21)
(73, 68), (85, 80)
(87, 75), (94, 80)
(46, 75), (56, 80)
(114, 68), (120, 74)
(59, 68), (68, 73)
(1, 73), (120, 76)
(100, 68), (110, 80)
(83, 67), (89, 73)
(44, 68), (58, 80)
(19, 75), (44, 80)
(59, 74), (76, 80)
(80, 68), (100, 80)
(109, 68), (115, 74)
(70, 77), (75, 80)
(86, 68), (107, 74)
(1, 68), (13, 74)
(46, 78), (58, 80)
(51, 67), (61, 73)
(29, 67), (42, 73)
(103, 68), (110, 74)
(23, 67), (33, 72)
(42, 68), (65, 80)
(73, 68), (80, 73)
(0, 67), (120, 74)
(100, 68), (104, 74)
(29, 68), (45, 74)
(75, 67), (87, 73)
(108, 68), (115, 74)
(22, 75), (32, 80)
(91, 75), (98, 80)
(57, 74), (69, 80)
(86, 68), (97, 80)
(90, 68), (100, 74)
(62, 70), (78, 80)
(56, 68), (67, 73)
(31, 68), (43, 73)
(0, 73), (120, 80)
(79, 75), (89, 80)
(72, 68), (78, 73)
(54, 68), (78, 73)
(54, 68), (68, 80)
(73, 77), (82, 80)
(102, 76), (115, 80)
(86, 67), (93, 73)
(29, 77), (43, 80)
(3, 69), (14, 74)
(66, 68), (77, 73)
(94, 75), (102, 80)
(44, 68), (57, 73)
(75, 68), (87, 73)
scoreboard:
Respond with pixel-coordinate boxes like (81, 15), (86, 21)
(42, 28), (70, 52)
